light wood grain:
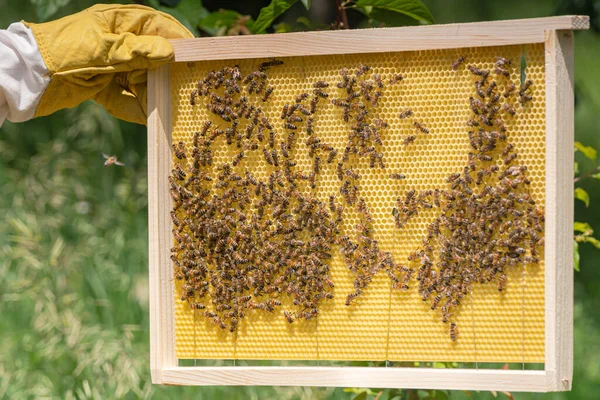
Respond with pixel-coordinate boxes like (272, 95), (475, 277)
(170, 16), (588, 62)
(544, 30), (575, 392)
(161, 366), (550, 391)
(148, 65), (176, 385)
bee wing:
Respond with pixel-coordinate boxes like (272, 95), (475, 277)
(102, 153), (110, 159)
(114, 161), (125, 166)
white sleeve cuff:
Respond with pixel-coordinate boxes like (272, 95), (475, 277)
(0, 22), (50, 126)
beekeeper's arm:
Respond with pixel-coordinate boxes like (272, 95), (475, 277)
(0, 4), (193, 127)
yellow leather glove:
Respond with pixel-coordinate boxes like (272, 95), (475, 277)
(23, 4), (193, 125)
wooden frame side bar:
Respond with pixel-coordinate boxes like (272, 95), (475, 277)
(170, 15), (588, 62)
(161, 367), (550, 391)
(148, 65), (176, 384)
(544, 30), (575, 392)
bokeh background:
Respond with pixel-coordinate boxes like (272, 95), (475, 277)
(0, 0), (598, 399)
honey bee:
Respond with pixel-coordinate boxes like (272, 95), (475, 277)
(450, 322), (458, 341)
(272, 149), (279, 167)
(388, 74), (403, 85)
(296, 93), (309, 103)
(519, 93), (533, 104)
(313, 81), (329, 88)
(399, 109), (413, 119)
(504, 82), (516, 98)
(103, 153), (125, 167)
(345, 168), (360, 180)
(232, 151), (245, 166)
(190, 89), (197, 105)
(345, 290), (361, 305)
(519, 79), (533, 95)
(314, 89), (328, 98)
(281, 104), (289, 120)
(414, 121), (429, 134)
(403, 135), (416, 146)
(467, 65), (489, 78)
(502, 103), (516, 116)
(280, 141), (289, 158)
(262, 86), (274, 102)
(313, 156), (321, 175)
(285, 123), (297, 130)
(446, 172), (461, 183)
(306, 117), (314, 135)
(452, 55), (466, 71)
(389, 173), (406, 180)
(310, 97), (318, 114)
(259, 58), (284, 71)
(172, 142), (187, 160)
(284, 310), (295, 323)
(269, 130), (276, 148)
(288, 115), (303, 123)
(494, 66), (510, 78)
(337, 163), (344, 181)
(356, 64), (370, 76)
(263, 147), (274, 165)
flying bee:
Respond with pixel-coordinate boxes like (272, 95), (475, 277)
(262, 86), (274, 102)
(388, 74), (403, 85)
(389, 173), (406, 180)
(452, 55), (466, 70)
(399, 109), (413, 119)
(449, 322), (458, 341)
(403, 135), (416, 146)
(414, 121), (429, 134)
(313, 81), (329, 88)
(102, 153), (125, 167)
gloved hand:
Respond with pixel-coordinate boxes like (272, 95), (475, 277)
(23, 4), (193, 125)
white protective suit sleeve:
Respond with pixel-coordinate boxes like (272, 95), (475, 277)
(0, 22), (49, 126)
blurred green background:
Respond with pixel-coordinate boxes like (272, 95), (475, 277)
(0, 0), (599, 399)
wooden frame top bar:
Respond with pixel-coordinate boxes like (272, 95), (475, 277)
(170, 15), (588, 62)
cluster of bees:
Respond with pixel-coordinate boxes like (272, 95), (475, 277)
(392, 55), (544, 340)
(170, 55), (544, 342)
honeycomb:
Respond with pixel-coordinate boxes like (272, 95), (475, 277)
(169, 43), (545, 363)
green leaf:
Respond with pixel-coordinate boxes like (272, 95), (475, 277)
(520, 48), (527, 88)
(592, 173), (600, 179)
(575, 187), (590, 207)
(583, 236), (600, 249)
(300, 0), (311, 10)
(574, 162), (579, 175)
(365, 8), (422, 27)
(296, 16), (312, 28)
(574, 240), (580, 271)
(199, 10), (243, 36)
(174, 0), (209, 28)
(30, 0), (72, 21)
(274, 22), (293, 33)
(575, 141), (597, 162)
(355, 0), (435, 24)
(352, 393), (368, 400)
(574, 221), (593, 234)
(251, 0), (299, 34)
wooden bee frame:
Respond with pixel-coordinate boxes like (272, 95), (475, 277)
(147, 16), (588, 391)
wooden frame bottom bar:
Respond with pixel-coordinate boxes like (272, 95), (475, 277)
(161, 367), (555, 391)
